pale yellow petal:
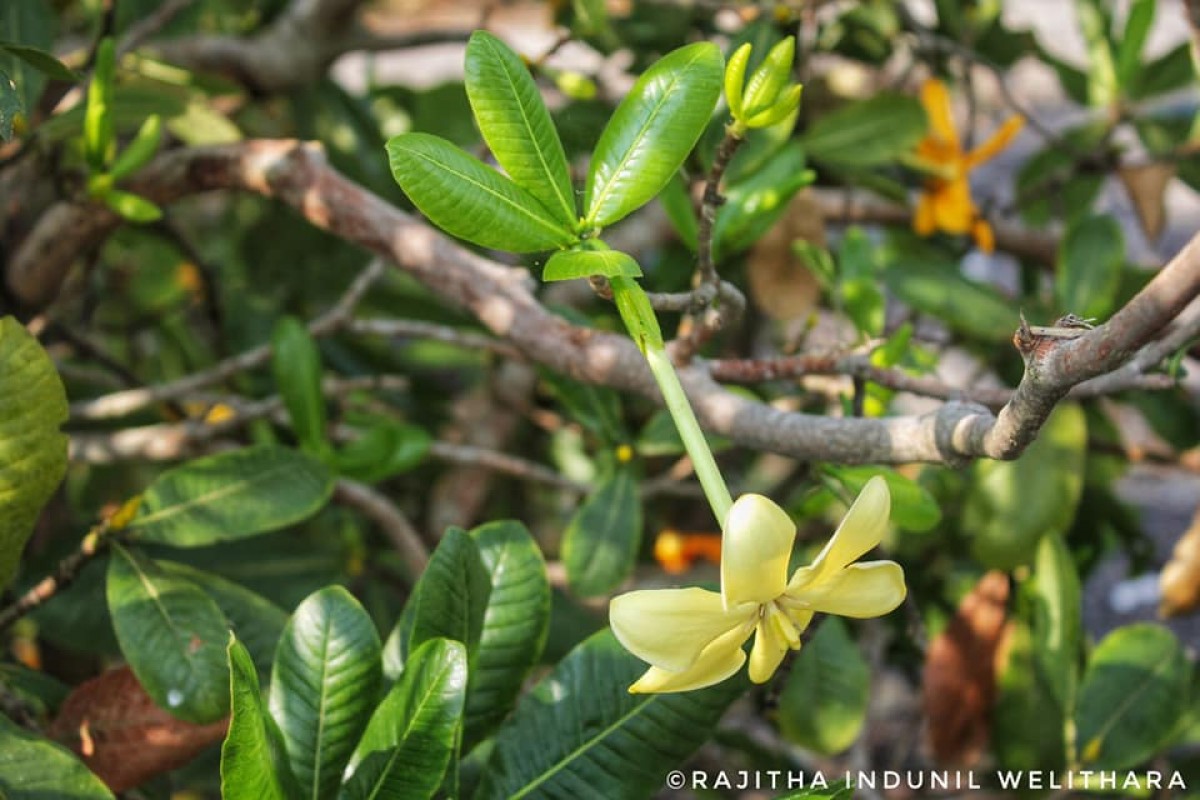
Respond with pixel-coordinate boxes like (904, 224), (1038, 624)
(793, 561), (907, 618)
(722, 494), (796, 608)
(628, 623), (751, 693)
(965, 115), (1024, 169)
(748, 617), (789, 684)
(610, 587), (751, 673)
(791, 476), (890, 590)
(920, 79), (958, 148)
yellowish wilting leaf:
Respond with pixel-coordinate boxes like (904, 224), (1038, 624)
(747, 189), (823, 321)
(1118, 163), (1174, 242)
(922, 570), (1009, 766)
(1160, 504), (1200, 618)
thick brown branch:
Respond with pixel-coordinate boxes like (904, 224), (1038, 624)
(26, 140), (1200, 465)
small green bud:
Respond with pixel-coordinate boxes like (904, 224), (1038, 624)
(742, 36), (795, 117)
(723, 42), (752, 122)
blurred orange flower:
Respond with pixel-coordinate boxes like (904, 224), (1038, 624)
(654, 529), (722, 574)
(912, 79), (1023, 253)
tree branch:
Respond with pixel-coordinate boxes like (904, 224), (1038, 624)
(22, 139), (1200, 465)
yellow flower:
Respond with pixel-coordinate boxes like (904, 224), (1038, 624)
(913, 79), (1023, 253)
(609, 476), (905, 693)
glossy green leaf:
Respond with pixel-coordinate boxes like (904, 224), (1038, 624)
(0, 317), (68, 588)
(106, 544), (231, 723)
(583, 42), (723, 228)
(387, 132), (577, 253)
(562, 466), (641, 596)
(160, 561), (288, 678)
(882, 255), (1015, 342)
(713, 142), (813, 259)
(269, 586), (382, 800)
(272, 316), (329, 456)
(824, 465), (941, 532)
(333, 422), (431, 484)
(382, 528), (491, 680)
(965, 404), (1087, 570)
(1057, 214), (1124, 320)
(464, 31), (576, 226)
(127, 445), (334, 547)
(800, 94), (926, 166)
(341, 638), (467, 800)
(1116, 0), (1155, 91)
(463, 521), (551, 748)
(778, 618), (869, 755)
(222, 635), (300, 800)
(474, 630), (744, 799)
(1075, 624), (1190, 770)
(993, 619), (1066, 770)
(1031, 532), (1082, 716)
(0, 714), (114, 799)
(0, 42), (76, 82)
(542, 249), (642, 282)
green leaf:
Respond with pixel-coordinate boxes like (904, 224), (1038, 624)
(333, 422), (431, 484)
(0, 714), (114, 799)
(127, 445), (334, 547)
(382, 528), (491, 680)
(1075, 0), (1118, 107)
(109, 114), (162, 181)
(84, 38), (115, 170)
(464, 31), (576, 227)
(583, 42), (723, 229)
(1115, 0), (1155, 91)
(0, 42), (76, 82)
(824, 465), (941, 532)
(0, 1), (53, 126)
(341, 638), (468, 800)
(387, 132), (577, 253)
(222, 635), (301, 800)
(561, 466), (641, 596)
(657, 172), (698, 251)
(106, 544), (231, 723)
(474, 629), (744, 799)
(713, 142), (813, 259)
(0, 317), (68, 588)
(271, 316), (329, 456)
(159, 561), (288, 678)
(1129, 44), (1194, 100)
(1074, 624), (1190, 770)
(882, 255), (1015, 342)
(778, 618), (869, 755)
(965, 404), (1087, 570)
(99, 188), (162, 222)
(993, 619), (1066, 770)
(800, 94), (926, 166)
(463, 521), (551, 748)
(837, 227), (884, 337)
(541, 370), (626, 442)
(269, 586), (382, 800)
(1030, 532), (1082, 716)
(1057, 214), (1124, 320)
(542, 249), (642, 282)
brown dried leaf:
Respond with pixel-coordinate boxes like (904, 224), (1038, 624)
(1160, 505), (1200, 617)
(922, 570), (1010, 767)
(747, 189), (823, 322)
(1118, 163), (1174, 242)
(47, 666), (228, 793)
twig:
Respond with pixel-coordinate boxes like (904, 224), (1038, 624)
(68, 258), (387, 421)
(0, 520), (116, 633)
(333, 479), (428, 576)
(347, 318), (523, 360)
(427, 441), (586, 493)
(118, 0), (196, 56)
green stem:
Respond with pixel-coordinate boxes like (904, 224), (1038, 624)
(610, 277), (733, 526)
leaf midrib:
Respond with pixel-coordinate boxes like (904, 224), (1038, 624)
(584, 48), (705, 228)
(131, 460), (305, 529)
